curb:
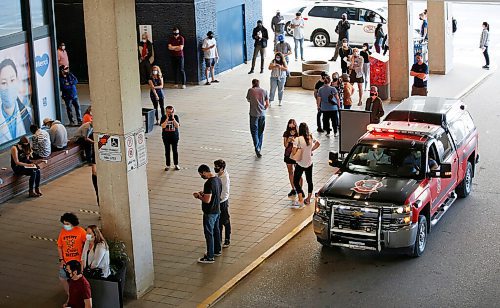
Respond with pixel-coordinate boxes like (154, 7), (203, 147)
(457, 67), (494, 99)
(197, 215), (313, 308)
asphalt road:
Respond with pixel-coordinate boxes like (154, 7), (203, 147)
(216, 59), (500, 308)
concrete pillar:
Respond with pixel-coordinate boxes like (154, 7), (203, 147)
(427, 0), (454, 74)
(83, 0), (154, 298)
(388, 0), (412, 101)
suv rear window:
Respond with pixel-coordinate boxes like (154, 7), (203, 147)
(332, 7), (358, 20)
(309, 6), (335, 18)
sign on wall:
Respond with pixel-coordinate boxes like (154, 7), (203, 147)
(138, 25), (153, 42)
(97, 134), (122, 162)
(34, 37), (57, 126)
(124, 129), (148, 172)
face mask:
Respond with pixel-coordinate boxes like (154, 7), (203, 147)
(153, 70), (158, 75)
(0, 84), (19, 109)
(61, 46), (66, 50)
(342, 17), (346, 21)
(208, 35), (214, 39)
(86, 234), (93, 241)
(332, 78), (338, 82)
(63, 225), (73, 231)
(214, 167), (221, 173)
(354, 52), (359, 56)
(173, 32), (179, 36)
(342, 43), (347, 47)
(65, 270), (72, 279)
(257, 24), (262, 28)
(275, 57), (281, 61)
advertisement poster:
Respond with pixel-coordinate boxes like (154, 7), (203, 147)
(34, 37), (56, 126)
(0, 43), (33, 145)
(138, 25), (153, 42)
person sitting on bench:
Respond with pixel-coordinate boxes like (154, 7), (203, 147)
(11, 136), (42, 197)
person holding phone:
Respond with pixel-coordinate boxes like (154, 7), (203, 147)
(268, 52), (287, 106)
(11, 136), (41, 197)
(283, 119), (302, 198)
(160, 105), (180, 170)
(148, 65), (165, 125)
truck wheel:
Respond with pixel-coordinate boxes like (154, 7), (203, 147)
(456, 161), (473, 198)
(285, 22), (293, 36)
(312, 31), (330, 47)
(410, 215), (427, 257)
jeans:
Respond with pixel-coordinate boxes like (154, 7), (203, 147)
(219, 200), (231, 242)
(162, 137), (179, 166)
(483, 46), (490, 66)
(171, 56), (186, 85)
(13, 166), (41, 190)
(203, 213), (221, 259)
(270, 77), (285, 101)
(251, 46), (266, 71)
(362, 63), (370, 88)
(294, 164), (313, 197)
(294, 38), (304, 60)
(63, 96), (81, 123)
(249, 115), (265, 153)
(322, 110), (339, 134)
(150, 91), (165, 122)
(316, 109), (323, 129)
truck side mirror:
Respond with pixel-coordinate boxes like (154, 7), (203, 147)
(429, 163), (452, 178)
(329, 152), (343, 168)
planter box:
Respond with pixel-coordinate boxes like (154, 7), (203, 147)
(285, 72), (302, 87)
(302, 60), (329, 72)
(302, 70), (324, 90)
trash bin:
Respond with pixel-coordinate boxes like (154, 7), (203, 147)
(142, 108), (155, 133)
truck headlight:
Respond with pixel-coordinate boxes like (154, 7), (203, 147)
(394, 205), (411, 214)
(315, 197), (328, 216)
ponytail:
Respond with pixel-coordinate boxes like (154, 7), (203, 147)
(483, 22), (490, 31)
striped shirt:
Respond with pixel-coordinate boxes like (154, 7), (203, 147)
(32, 129), (51, 158)
(480, 29), (489, 48)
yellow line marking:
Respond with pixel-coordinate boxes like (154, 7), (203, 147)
(30, 235), (57, 242)
(197, 215), (313, 308)
(79, 209), (100, 215)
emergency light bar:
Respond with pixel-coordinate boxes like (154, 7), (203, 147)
(367, 121), (441, 137)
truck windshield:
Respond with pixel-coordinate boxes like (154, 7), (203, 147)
(345, 144), (423, 179)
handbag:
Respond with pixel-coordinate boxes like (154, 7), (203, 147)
(83, 267), (103, 279)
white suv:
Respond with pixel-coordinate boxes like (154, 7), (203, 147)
(289, 1), (389, 47)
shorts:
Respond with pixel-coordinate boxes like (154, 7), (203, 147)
(349, 70), (364, 84)
(59, 267), (68, 279)
(204, 58), (216, 67)
(284, 156), (296, 165)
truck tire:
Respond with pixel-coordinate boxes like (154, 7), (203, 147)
(456, 161), (473, 198)
(410, 215), (427, 257)
(285, 22), (293, 36)
(312, 31), (330, 47)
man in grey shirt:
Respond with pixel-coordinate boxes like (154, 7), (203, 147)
(246, 79), (269, 158)
(43, 118), (68, 151)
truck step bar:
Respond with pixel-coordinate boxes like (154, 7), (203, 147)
(431, 192), (457, 227)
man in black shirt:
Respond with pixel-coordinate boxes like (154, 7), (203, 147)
(193, 164), (222, 263)
(314, 72), (328, 132)
(249, 20), (269, 74)
(410, 53), (428, 96)
(330, 13), (350, 61)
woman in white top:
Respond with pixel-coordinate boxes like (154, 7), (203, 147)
(81, 225), (111, 278)
(291, 122), (320, 206)
(268, 52), (288, 106)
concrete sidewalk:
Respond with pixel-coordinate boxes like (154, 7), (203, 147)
(0, 52), (492, 307)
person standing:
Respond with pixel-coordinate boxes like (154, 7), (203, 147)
(283, 119), (301, 198)
(138, 33), (154, 85)
(317, 76), (340, 137)
(365, 86), (385, 124)
(291, 12), (305, 61)
(214, 159), (231, 248)
(75, 121), (94, 164)
(82, 106), (93, 124)
(246, 79), (269, 158)
(342, 73), (354, 109)
(331, 72), (343, 109)
(349, 48), (365, 106)
(410, 52), (428, 96)
(160, 106), (180, 171)
(360, 43), (371, 90)
(81, 225), (111, 279)
(330, 13), (350, 62)
(248, 20), (269, 74)
(338, 39), (353, 74)
(291, 122), (320, 206)
(274, 35), (292, 64)
(57, 42), (69, 68)
(420, 13), (428, 41)
(43, 118), (68, 151)
(59, 65), (82, 126)
(374, 24), (385, 54)
(11, 137), (42, 197)
(168, 27), (186, 88)
(480, 22), (490, 70)
(64, 260), (92, 308)
(30, 124), (51, 158)
(268, 52), (288, 106)
(148, 65), (165, 125)
(193, 164), (222, 264)
(271, 10), (285, 46)
(314, 72), (327, 132)
(202, 31), (220, 85)
(57, 213), (87, 306)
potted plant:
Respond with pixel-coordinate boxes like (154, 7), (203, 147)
(108, 239), (129, 305)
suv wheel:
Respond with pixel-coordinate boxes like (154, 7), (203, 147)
(285, 22), (293, 36)
(312, 31), (330, 47)
(410, 215), (427, 257)
(456, 161), (473, 198)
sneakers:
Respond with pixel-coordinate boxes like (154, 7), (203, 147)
(260, 69), (264, 74)
(334, 133), (338, 137)
(174, 165), (181, 170)
(278, 100), (282, 106)
(287, 190), (297, 198)
(317, 128), (324, 133)
(214, 251), (222, 257)
(223, 241), (230, 248)
(198, 255), (215, 264)
(181, 85), (186, 89)
(482, 65), (490, 70)
(211, 80), (220, 83)
(164, 166), (170, 171)
(326, 132), (331, 137)
(329, 57), (336, 62)
(248, 70), (254, 74)
(256, 151), (262, 158)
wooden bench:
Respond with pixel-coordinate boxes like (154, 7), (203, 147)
(0, 142), (85, 203)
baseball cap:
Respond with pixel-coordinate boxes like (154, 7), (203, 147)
(43, 118), (53, 126)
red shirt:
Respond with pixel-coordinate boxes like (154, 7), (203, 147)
(68, 276), (92, 308)
(168, 35), (185, 57)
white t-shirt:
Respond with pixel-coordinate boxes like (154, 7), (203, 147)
(293, 135), (316, 168)
(202, 38), (217, 59)
(291, 18), (304, 39)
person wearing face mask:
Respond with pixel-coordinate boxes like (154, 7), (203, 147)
(57, 212), (87, 305)
(202, 31), (220, 85)
(360, 43), (371, 90)
(59, 65), (82, 126)
(365, 86), (384, 124)
(57, 42), (69, 68)
(249, 20), (269, 74)
(271, 10), (285, 46)
(342, 73), (354, 110)
(338, 39), (352, 74)
(291, 12), (305, 61)
(82, 106), (93, 124)
(274, 35), (292, 65)
(138, 32), (154, 85)
(268, 52), (288, 106)
(148, 65), (165, 124)
(349, 47), (365, 106)
(283, 119), (302, 198)
(82, 225), (110, 279)
(317, 75), (340, 137)
(214, 159), (231, 248)
(0, 59), (32, 144)
(168, 27), (186, 88)
(314, 72), (328, 132)
(331, 72), (343, 109)
(64, 260), (92, 308)
(11, 136), (42, 197)
(160, 105), (180, 170)
(330, 13), (351, 62)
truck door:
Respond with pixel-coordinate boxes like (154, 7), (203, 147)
(434, 135), (459, 210)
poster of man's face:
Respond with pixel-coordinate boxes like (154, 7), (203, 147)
(0, 43), (32, 145)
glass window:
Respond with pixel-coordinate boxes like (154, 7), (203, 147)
(437, 133), (453, 160)
(0, 0), (23, 36)
(359, 9), (383, 23)
(309, 6), (334, 18)
(30, 0), (47, 27)
(448, 120), (467, 145)
(333, 7), (358, 20)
